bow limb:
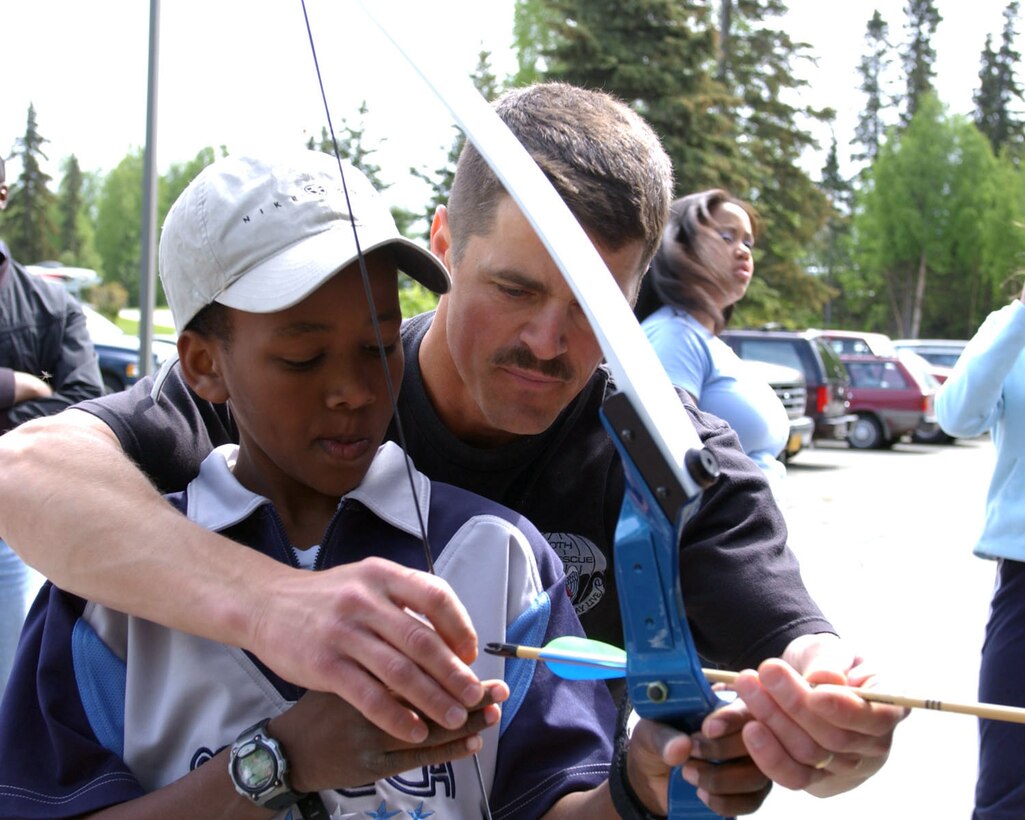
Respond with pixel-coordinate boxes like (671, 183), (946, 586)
(351, 4), (730, 817)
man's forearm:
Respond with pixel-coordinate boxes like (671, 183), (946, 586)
(0, 409), (265, 649)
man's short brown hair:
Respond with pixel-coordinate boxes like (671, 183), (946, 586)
(447, 83), (672, 272)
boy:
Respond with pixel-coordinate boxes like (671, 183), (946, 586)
(0, 152), (625, 818)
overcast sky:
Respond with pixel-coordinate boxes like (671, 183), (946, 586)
(1, 0), (1017, 209)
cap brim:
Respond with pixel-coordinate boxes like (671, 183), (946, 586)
(215, 222), (450, 315)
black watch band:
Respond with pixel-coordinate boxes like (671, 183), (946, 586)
(609, 693), (667, 820)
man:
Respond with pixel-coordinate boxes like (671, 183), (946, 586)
(0, 154), (103, 691)
(0, 85), (903, 816)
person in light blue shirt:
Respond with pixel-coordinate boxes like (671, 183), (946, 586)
(936, 284), (1025, 820)
(637, 190), (788, 491)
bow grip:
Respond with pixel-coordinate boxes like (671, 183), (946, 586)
(601, 391), (732, 820)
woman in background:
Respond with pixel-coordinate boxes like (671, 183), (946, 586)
(935, 282), (1025, 819)
(637, 189), (789, 492)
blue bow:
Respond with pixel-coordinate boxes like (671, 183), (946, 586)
(349, 6), (734, 816)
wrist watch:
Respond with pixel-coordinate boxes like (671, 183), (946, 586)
(228, 719), (307, 811)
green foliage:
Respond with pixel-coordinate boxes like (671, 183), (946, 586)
(94, 150), (144, 303)
(399, 276), (440, 318)
(86, 281), (129, 321)
(853, 94), (1017, 338)
(2, 104), (58, 262)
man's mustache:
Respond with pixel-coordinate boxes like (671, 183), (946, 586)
(491, 346), (574, 382)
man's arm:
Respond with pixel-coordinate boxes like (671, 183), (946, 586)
(0, 409), (485, 740)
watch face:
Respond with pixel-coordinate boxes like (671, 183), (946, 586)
(234, 741), (278, 793)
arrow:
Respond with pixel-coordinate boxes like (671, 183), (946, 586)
(486, 638), (1025, 725)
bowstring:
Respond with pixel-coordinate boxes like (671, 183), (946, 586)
(298, 3), (492, 818)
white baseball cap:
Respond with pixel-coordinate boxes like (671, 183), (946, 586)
(159, 150), (450, 329)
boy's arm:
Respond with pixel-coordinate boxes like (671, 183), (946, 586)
(0, 409), (485, 740)
(76, 687), (505, 819)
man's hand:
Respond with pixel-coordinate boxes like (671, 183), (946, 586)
(730, 634), (907, 797)
(626, 716), (772, 817)
(272, 680), (508, 793)
(248, 556), (487, 744)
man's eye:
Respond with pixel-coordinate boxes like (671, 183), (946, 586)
(498, 284), (529, 298)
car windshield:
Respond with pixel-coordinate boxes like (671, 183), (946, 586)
(845, 361), (909, 389)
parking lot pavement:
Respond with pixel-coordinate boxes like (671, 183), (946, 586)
(757, 436), (996, 818)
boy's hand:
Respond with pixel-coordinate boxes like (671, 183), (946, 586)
(270, 680), (509, 793)
(627, 716), (772, 817)
(248, 557), (486, 745)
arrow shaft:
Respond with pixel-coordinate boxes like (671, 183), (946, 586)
(489, 642), (1025, 725)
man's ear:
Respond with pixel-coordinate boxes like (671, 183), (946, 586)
(429, 205), (453, 269)
(177, 330), (229, 403)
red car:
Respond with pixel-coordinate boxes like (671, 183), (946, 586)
(840, 354), (938, 449)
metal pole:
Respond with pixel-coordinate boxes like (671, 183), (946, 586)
(138, 0), (160, 376)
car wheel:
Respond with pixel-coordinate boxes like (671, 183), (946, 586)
(912, 426), (954, 445)
(848, 414), (883, 449)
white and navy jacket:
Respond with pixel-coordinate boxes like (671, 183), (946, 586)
(0, 442), (614, 819)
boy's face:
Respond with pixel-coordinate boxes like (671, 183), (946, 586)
(206, 253), (403, 506)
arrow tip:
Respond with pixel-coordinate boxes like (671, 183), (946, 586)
(484, 642), (518, 657)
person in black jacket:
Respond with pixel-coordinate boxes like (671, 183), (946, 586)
(0, 154), (103, 691)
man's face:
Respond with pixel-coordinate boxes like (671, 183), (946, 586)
(431, 196), (645, 445)
(207, 254), (403, 506)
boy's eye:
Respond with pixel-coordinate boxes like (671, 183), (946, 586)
(364, 341), (399, 355)
(280, 355), (323, 370)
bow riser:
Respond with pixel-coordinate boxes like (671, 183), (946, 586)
(602, 392), (729, 820)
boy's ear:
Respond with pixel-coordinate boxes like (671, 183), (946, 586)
(177, 330), (229, 403)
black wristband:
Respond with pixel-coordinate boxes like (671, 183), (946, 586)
(608, 692), (667, 820)
(296, 793), (331, 819)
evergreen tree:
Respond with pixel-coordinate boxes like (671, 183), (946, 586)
(305, 101), (422, 236)
(852, 11), (894, 169)
(2, 104), (58, 263)
(813, 135), (850, 326)
(974, 2), (1024, 157)
(512, 0), (562, 85)
(525, 0), (740, 195)
(306, 101), (387, 191)
(717, 0), (834, 327)
(900, 0), (942, 125)
(56, 154), (85, 263)
(410, 50), (502, 242)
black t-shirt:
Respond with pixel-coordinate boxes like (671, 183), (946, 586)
(78, 312), (832, 670)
